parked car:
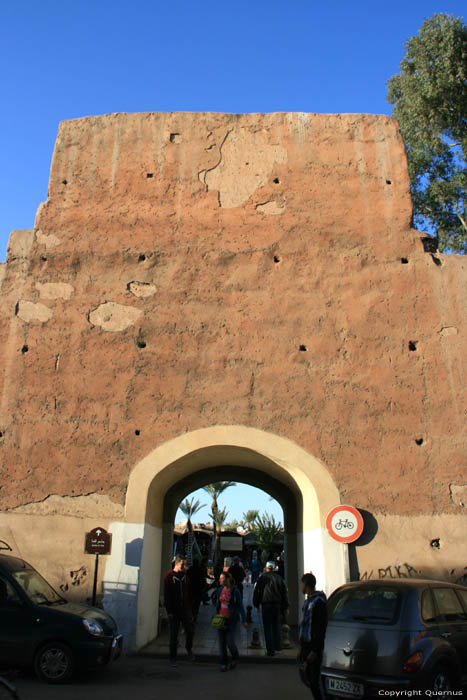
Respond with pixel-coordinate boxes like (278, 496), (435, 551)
(0, 553), (122, 683)
(322, 579), (467, 697)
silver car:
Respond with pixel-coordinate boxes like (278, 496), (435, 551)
(322, 579), (467, 697)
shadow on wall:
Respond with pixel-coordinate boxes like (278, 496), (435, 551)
(103, 538), (143, 650)
(348, 510), (378, 581)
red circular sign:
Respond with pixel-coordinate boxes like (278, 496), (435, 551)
(326, 505), (363, 544)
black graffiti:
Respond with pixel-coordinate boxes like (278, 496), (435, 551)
(59, 565), (88, 592)
(360, 563), (420, 580)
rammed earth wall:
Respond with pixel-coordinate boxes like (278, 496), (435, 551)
(0, 113), (466, 613)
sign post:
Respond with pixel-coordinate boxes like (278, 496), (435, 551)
(325, 505), (364, 544)
(84, 527), (112, 606)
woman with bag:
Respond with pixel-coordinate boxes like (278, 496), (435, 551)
(213, 572), (248, 672)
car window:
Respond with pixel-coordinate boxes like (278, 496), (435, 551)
(0, 575), (21, 605)
(12, 569), (63, 605)
(453, 589), (467, 617)
(328, 587), (401, 625)
(432, 588), (467, 622)
(421, 589), (438, 623)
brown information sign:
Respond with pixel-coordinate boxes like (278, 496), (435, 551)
(85, 527), (112, 555)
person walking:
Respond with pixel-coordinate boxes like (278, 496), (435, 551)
(228, 556), (245, 597)
(297, 572), (328, 699)
(253, 560), (289, 657)
(216, 571), (248, 672)
(163, 555), (195, 667)
(250, 551), (262, 585)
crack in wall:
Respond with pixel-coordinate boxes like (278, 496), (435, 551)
(198, 129), (233, 206)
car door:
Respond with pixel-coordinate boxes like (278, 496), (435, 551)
(0, 573), (40, 666)
(452, 587), (467, 680)
(431, 586), (467, 678)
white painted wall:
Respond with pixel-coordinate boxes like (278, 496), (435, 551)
(303, 527), (347, 596)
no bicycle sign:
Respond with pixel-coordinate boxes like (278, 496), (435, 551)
(326, 505), (363, 544)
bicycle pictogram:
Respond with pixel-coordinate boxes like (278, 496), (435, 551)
(335, 518), (354, 531)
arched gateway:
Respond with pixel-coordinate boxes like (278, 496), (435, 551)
(102, 426), (346, 650)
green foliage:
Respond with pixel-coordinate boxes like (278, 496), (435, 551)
(179, 497), (205, 523)
(212, 506), (229, 528)
(387, 13), (467, 253)
(251, 512), (284, 557)
(241, 509), (259, 530)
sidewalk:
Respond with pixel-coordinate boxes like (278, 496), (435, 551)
(139, 581), (298, 662)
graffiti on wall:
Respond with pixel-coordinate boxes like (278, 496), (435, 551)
(59, 566), (88, 592)
(359, 563), (420, 580)
(359, 563), (467, 584)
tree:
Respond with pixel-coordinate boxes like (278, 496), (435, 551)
(251, 512), (284, 561)
(387, 13), (467, 253)
(202, 481), (236, 568)
(241, 509), (260, 531)
(179, 497), (205, 564)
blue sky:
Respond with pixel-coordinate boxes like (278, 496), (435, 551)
(175, 484), (283, 527)
(1, 1), (464, 522)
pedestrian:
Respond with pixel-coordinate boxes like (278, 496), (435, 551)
(216, 571), (248, 672)
(297, 572), (328, 699)
(187, 558), (206, 621)
(163, 554), (195, 667)
(275, 554), (285, 578)
(250, 551), (262, 585)
(253, 560), (289, 657)
(228, 556), (245, 597)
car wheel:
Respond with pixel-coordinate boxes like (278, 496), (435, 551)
(428, 665), (456, 691)
(34, 641), (75, 684)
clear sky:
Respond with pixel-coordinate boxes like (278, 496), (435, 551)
(1, 1), (464, 521)
(175, 483), (283, 527)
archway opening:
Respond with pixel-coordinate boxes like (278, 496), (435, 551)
(104, 427), (347, 650)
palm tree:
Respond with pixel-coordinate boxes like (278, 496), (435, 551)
(202, 482), (236, 569)
(251, 512), (284, 561)
(242, 509), (259, 531)
(179, 497), (205, 564)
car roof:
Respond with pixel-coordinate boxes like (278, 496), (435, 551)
(333, 578), (467, 592)
(0, 553), (31, 573)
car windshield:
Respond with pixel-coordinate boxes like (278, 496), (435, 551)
(12, 568), (65, 605)
(329, 586), (402, 625)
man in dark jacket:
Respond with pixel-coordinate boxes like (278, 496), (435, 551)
(163, 555), (195, 667)
(253, 560), (289, 656)
(228, 556), (245, 597)
(297, 572), (328, 699)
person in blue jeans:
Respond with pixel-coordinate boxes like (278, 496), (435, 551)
(216, 572), (248, 671)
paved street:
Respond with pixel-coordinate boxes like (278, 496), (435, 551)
(12, 655), (310, 700)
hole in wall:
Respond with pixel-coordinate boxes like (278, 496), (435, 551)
(299, 345), (308, 352)
(40, 256), (47, 262)
(62, 179), (68, 185)
(273, 178), (280, 184)
(0, 432), (3, 439)
(430, 538), (440, 549)
(386, 179), (392, 185)
(21, 345), (28, 354)
(146, 173), (153, 178)
(408, 341), (418, 352)
(401, 258), (409, 264)
(138, 254), (146, 262)
(273, 255), (281, 264)
(170, 133), (181, 143)
(415, 438), (424, 446)
(431, 254), (442, 266)
(135, 430), (141, 436)
(136, 339), (146, 349)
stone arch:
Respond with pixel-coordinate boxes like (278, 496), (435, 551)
(103, 426), (347, 650)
